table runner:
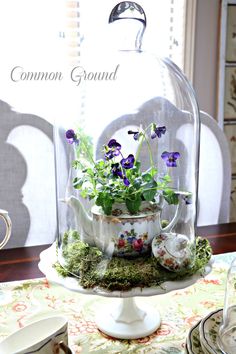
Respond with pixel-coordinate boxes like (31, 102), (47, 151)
(0, 252), (236, 354)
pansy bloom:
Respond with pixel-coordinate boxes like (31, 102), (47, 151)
(111, 163), (130, 186)
(104, 150), (115, 160)
(121, 154), (135, 169)
(111, 163), (123, 178)
(161, 151), (180, 167)
(183, 194), (192, 205)
(65, 129), (79, 145)
(123, 177), (130, 186)
(104, 139), (121, 159)
(151, 125), (166, 139)
(128, 130), (140, 141)
(176, 191), (193, 205)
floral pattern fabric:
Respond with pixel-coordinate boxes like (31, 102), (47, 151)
(0, 253), (235, 354)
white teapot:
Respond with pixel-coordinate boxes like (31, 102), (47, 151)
(65, 196), (183, 258)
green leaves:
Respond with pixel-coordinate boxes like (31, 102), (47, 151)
(73, 177), (83, 190)
(96, 192), (114, 215)
(139, 172), (158, 201)
(163, 189), (179, 205)
(142, 180), (158, 201)
(72, 160), (82, 169)
(160, 174), (171, 183)
(125, 195), (142, 214)
(142, 172), (153, 182)
(147, 166), (158, 178)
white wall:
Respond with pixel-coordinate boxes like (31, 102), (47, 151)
(193, 0), (220, 119)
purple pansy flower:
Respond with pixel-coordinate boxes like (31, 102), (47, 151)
(108, 139), (121, 154)
(120, 154), (135, 169)
(66, 129), (76, 139)
(111, 163), (123, 178)
(123, 176), (130, 186)
(176, 192), (192, 205)
(105, 139), (121, 159)
(65, 129), (79, 145)
(105, 150), (115, 160)
(111, 163), (130, 186)
(128, 130), (140, 141)
(183, 195), (192, 205)
(161, 151), (180, 167)
(151, 125), (166, 139)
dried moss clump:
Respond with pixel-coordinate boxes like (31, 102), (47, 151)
(53, 231), (212, 292)
(57, 230), (103, 279)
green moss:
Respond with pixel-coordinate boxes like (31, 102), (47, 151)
(53, 230), (212, 292)
(53, 262), (70, 277)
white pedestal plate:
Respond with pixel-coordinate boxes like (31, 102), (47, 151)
(38, 243), (212, 340)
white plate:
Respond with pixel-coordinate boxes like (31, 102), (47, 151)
(199, 309), (223, 354)
(38, 243), (213, 298)
(186, 319), (205, 354)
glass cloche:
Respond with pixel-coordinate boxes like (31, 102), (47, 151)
(54, 1), (204, 293)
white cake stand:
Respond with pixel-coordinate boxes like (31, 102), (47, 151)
(38, 243), (212, 340)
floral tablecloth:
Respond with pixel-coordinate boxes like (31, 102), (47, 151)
(0, 252), (236, 354)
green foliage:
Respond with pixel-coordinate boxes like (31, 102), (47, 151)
(191, 236), (213, 273)
(163, 189), (179, 205)
(142, 180), (158, 201)
(70, 124), (187, 215)
(96, 192), (114, 215)
(125, 195), (142, 214)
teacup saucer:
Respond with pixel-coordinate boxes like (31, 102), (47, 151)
(186, 319), (205, 354)
(199, 308), (223, 354)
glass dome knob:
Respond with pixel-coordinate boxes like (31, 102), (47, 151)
(109, 1), (146, 24)
(108, 2), (146, 51)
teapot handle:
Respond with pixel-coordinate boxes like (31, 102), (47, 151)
(0, 209), (12, 249)
(159, 195), (184, 233)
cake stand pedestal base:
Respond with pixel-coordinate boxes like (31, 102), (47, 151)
(96, 297), (160, 339)
(38, 244), (212, 340)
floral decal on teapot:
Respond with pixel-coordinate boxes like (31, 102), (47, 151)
(113, 229), (150, 256)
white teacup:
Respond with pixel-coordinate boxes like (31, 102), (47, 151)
(0, 316), (72, 354)
(0, 209), (11, 249)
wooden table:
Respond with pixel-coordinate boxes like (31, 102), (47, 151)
(0, 222), (236, 283)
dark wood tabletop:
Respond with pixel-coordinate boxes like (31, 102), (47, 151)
(1, 222), (236, 283)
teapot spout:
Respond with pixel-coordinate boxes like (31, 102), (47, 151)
(65, 196), (95, 246)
